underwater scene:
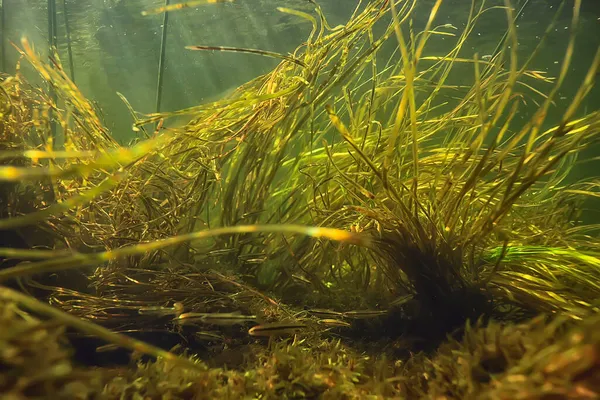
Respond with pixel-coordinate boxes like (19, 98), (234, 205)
(1, 0), (600, 398)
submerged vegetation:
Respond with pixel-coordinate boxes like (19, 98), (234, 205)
(1, 0), (599, 398)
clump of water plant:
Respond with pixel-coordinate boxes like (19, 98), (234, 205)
(296, 0), (600, 341)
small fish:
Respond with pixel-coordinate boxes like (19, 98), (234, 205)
(319, 318), (351, 328)
(389, 294), (414, 307)
(308, 308), (344, 318)
(241, 258), (267, 264)
(176, 312), (256, 326)
(440, 23), (457, 30)
(241, 210), (265, 219)
(95, 343), (120, 353)
(291, 274), (312, 285)
(141, 0), (235, 16)
(138, 302), (184, 316)
(343, 309), (388, 319)
(237, 237), (262, 246)
(248, 322), (308, 337)
(206, 248), (238, 257)
(194, 331), (225, 342)
(237, 253), (268, 260)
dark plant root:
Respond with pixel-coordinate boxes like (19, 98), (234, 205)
(370, 234), (514, 350)
(409, 290), (491, 344)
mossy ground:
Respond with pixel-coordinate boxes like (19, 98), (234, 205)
(2, 297), (599, 399)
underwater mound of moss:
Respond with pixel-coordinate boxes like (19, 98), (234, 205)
(0, 299), (106, 399)
(402, 314), (600, 399)
(103, 314), (600, 400)
(2, 295), (599, 399)
(1, 0), (600, 398)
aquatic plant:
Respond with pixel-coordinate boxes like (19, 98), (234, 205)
(0, 0), (599, 398)
(290, 0), (600, 338)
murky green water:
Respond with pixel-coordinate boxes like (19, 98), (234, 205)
(1, 1), (597, 138)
